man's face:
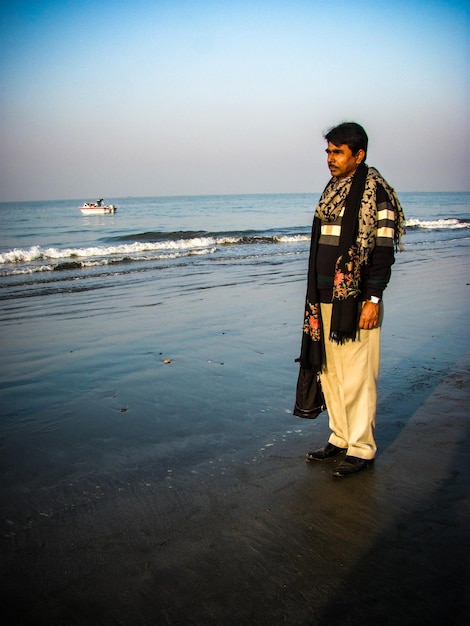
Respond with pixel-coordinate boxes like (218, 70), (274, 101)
(326, 142), (365, 180)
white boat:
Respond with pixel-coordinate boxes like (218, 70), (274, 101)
(79, 199), (117, 215)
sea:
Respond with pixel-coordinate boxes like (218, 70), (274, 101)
(0, 192), (469, 528)
(1, 192), (469, 299)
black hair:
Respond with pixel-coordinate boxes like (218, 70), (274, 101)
(324, 122), (368, 157)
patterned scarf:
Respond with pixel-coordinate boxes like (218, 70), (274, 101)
(299, 163), (405, 370)
(315, 164), (405, 264)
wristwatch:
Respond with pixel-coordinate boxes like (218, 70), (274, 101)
(369, 296), (381, 304)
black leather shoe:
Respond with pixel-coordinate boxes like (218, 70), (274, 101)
(332, 455), (374, 477)
(306, 443), (346, 461)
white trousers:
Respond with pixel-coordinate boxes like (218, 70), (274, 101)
(319, 302), (382, 460)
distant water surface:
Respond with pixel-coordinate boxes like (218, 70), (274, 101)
(0, 192), (468, 302)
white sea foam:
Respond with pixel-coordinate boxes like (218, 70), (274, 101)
(406, 218), (468, 229)
(274, 234), (310, 243)
(0, 246), (220, 276)
(0, 232), (311, 266)
(0, 237), (219, 265)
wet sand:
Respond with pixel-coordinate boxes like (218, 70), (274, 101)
(1, 245), (469, 625)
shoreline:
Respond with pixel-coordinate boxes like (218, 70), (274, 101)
(1, 242), (469, 624)
(2, 354), (469, 625)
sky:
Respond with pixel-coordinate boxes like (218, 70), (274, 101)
(0, 0), (469, 201)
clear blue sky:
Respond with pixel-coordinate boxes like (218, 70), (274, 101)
(1, 0), (469, 201)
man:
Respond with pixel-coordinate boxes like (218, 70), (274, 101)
(301, 122), (405, 477)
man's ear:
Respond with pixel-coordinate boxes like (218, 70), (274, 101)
(356, 148), (366, 164)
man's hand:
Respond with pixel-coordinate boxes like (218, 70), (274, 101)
(359, 301), (380, 330)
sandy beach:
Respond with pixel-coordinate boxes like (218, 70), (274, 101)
(1, 239), (469, 625)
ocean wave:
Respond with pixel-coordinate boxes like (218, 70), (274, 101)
(0, 247), (218, 276)
(274, 234), (310, 243)
(112, 229), (312, 246)
(0, 238), (218, 265)
(406, 218), (469, 230)
(1, 219), (467, 270)
(0, 232), (309, 267)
